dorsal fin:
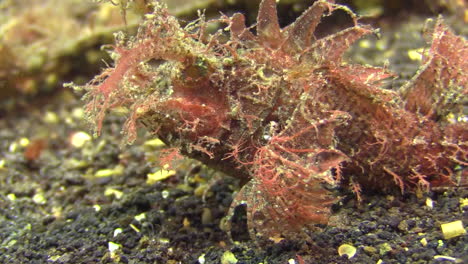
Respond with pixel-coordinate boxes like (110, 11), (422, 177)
(230, 13), (255, 41)
(283, 0), (333, 52)
(301, 25), (373, 63)
(401, 18), (468, 118)
(257, 0), (283, 48)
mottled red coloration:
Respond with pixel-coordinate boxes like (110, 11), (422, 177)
(78, 0), (467, 240)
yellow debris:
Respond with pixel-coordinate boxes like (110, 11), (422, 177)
(460, 198), (468, 211)
(94, 165), (124, 178)
(147, 169), (176, 184)
(108, 241), (121, 252)
(198, 254), (206, 264)
(19, 137), (30, 147)
(134, 213), (146, 222)
(70, 131), (92, 148)
(268, 235), (285, 243)
(104, 188), (123, 199)
(359, 40), (371, 49)
(420, 237), (428, 247)
(113, 228), (123, 237)
(32, 192), (47, 205)
(108, 241), (121, 260)
(183, 217), (191, 228)
(71, 108), (85, 120)
(7, 193), (16, 201)
(129, 224), (140, 233)
(221, 250), (238, 264)
(407, 48), (424, 61)
(143, 138), (166, 148)
(338, 243), (357, 259)
(425, 197), (434, 209)
(440, 220), (466, 239)
(375, 39), (386, 51)
(93, 204), (101, 212)
(44, 111), (59, 124)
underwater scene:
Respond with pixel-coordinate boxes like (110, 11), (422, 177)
(0, 0), (466, 263)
